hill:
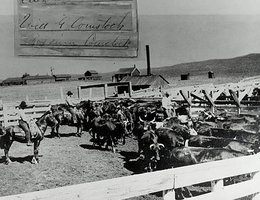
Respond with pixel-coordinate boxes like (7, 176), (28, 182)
(102, 53), (260, 85)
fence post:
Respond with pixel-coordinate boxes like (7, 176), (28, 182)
(77, 86), (82, 99)
(60, 87), (64, 100)
(252, 172), (260, 200)
(104, 84), (108, 99)
(163, 189), (175, 200)
(89, 88), (93, 100)
(2, 104), (8, 127)
(211, 179), (224, 192)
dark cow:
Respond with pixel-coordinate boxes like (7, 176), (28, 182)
(187, 135), (258, 155)
(211, 128), (259, 143)
(166, 147), (246, 168)
(90, 113), (126, 153)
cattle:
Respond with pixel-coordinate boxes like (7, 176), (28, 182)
(90, 114), (126, 153)
(138, 130), (165, 171)
(187, 135), (258, 155)
(211, 128), (259, 143)
(165, 147), (246, 168)
(137, 127), (186, 171)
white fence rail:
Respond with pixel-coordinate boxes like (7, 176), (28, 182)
(0, 153), (260, 200)
(0, 99), (65, 127)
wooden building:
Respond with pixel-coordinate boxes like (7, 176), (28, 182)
(84, 70), (101, 80)
(208, 71), (215, 79)
(53, 74), (71, 82)
(2, 77), (24, 86)
(181, 73), (190, 80)
(112, 66), (140, 82)
(118, 75), (169, 94)
(23, 75), (55, 85)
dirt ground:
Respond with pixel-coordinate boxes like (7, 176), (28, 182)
(0, 126), (162, 200)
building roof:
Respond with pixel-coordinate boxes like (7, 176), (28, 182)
(86, 70), (98, 74)
(53, 74), (71, 78)
(115, 66), (139, 75)
(2, 77), (24, 83)
(121, 75), (169, 86)
(23, 75), (55, 80)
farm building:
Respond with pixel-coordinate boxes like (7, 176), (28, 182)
(23, 75), (55, 85)
(2, 77), (24, 86)
(117, 75), (169, 94)
(112, 66), (140, 82)
(53, 74), (71, 82)
(181, 73), (190, 80)
(84, 70), (102, 80)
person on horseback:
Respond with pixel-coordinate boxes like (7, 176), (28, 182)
(17, 101), (33, 146)
(65, 91), (78, 124)
(162, 92), (177, 118)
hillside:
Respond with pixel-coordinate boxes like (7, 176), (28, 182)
(102, 54), (260, 85)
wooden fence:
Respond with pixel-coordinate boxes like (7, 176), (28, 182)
(0, 99), (65, 127)
(0, 153), (259, 200)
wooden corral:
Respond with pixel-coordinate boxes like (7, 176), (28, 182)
(0, 153), (259, 200)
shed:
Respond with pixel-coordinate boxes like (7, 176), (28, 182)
(118, 75), (169, 94)
(23, 75), (55, 85)
(2, 77), (24, 86)
(84, 70), (101, 80)
(53, 74), (71, 82)
(181, 73), (190, 80)
(208, 71), (215, 79)
(113, 66), (140, 82)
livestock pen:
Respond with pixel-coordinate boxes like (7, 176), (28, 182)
(0, 153), (259, 200)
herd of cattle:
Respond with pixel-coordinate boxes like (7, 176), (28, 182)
(0, 98), (260, 172)
(48, 99), (260, 173)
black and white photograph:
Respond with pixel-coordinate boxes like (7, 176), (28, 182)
(0, 0), (260, 199)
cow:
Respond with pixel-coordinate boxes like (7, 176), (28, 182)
(166, 147), (246, 168)
(186, 135), (258, 155)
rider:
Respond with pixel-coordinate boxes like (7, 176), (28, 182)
(162, 92), (177, 118)
(17, 101), (33, 146)
(65, 91), (78, 124)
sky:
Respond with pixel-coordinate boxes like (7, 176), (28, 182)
(0, 0), (260, 79)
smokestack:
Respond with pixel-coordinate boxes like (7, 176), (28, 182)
(146, 45), (151, 76)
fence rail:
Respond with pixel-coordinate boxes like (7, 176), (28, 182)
(0, 153), (259, 200)
(0, 99), (65, 127)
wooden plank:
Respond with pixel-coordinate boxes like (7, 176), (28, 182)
(187, 179), (260, 200)
(0, 168), (174, 200)
(174, 153), (260, 188)
(15, 0), (138, 57)
(202, 89), (215, 107)
(179, 90), (192, 106)
(229, 89), (241, 107)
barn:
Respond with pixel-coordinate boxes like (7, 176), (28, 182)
(112, 66), (140, 82)
(53, 74), (71, 82)
(2, 77), (24, 86)
(84, 70), (101, 80)
(23, 75), (55, 85)
(117, 75), (169, 94)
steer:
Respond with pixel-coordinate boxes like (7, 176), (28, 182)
(187, 135), (258, 155)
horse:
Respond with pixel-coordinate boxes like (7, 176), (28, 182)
(0, 111), (54, 165)
(50, 103), (86, 138)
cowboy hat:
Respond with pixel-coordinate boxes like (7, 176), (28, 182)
(19, 101), (28, 109)
(66, 91), (73, 96)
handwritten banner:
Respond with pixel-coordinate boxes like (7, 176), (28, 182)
(15, 0), (138, 57)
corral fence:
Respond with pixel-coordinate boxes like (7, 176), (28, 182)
(0, 99), (65, 127)
(0, 153), (259, 200)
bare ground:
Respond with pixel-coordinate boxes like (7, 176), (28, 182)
(0, 126), (162, 200)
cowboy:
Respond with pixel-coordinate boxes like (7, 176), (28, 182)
(162, 92), (177, 118)
(65, 91), (78, 124)
(17, 101), (33, 146)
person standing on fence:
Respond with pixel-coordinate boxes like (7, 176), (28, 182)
(65, 91), (78, 124)
(17, 101), (33, 146)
